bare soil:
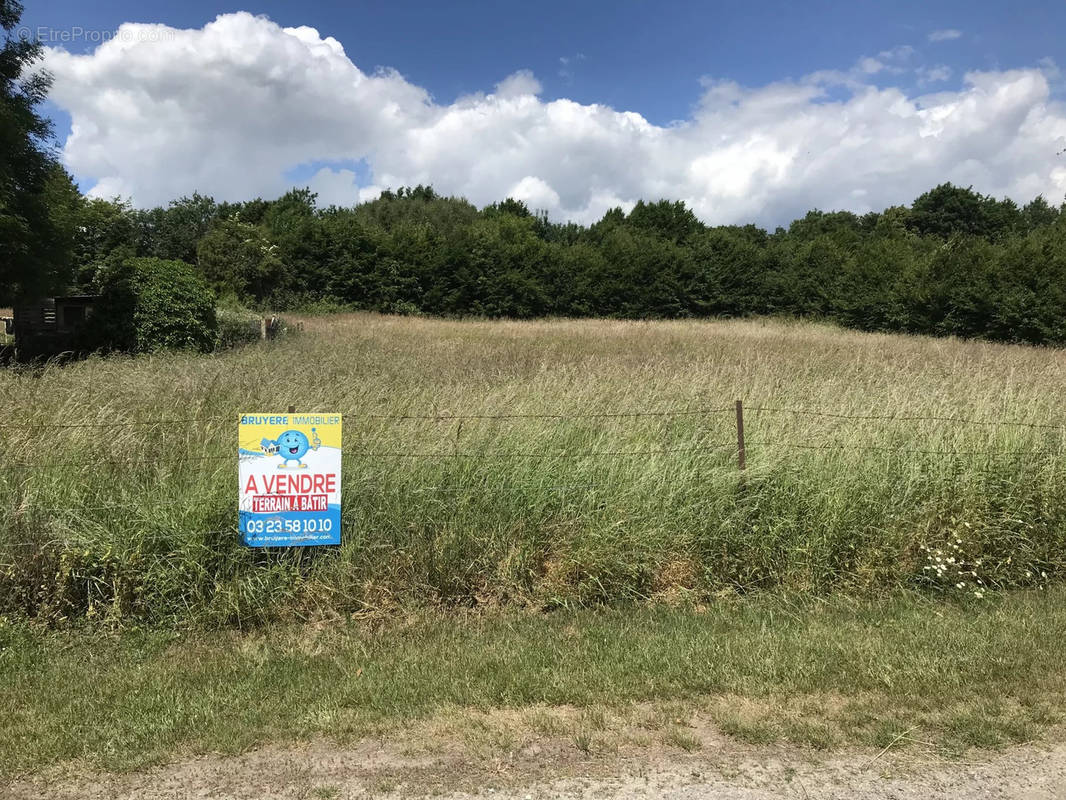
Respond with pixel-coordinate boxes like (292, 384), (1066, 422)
(6, 710), (1065, 800)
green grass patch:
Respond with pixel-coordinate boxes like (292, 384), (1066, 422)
(2, 588), (1065, 776)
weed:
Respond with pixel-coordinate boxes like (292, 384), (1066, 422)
(662, 727), (702, 752)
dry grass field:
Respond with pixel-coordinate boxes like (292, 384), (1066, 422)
(2, 312), (1065, 624)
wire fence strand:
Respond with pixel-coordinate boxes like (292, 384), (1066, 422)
(345, 443), (739, 460)
(747, 406), (1066, 431)
(757, 440), (1063, 457)
(0, 454), (233, 472)
(362, 407), (736, 420)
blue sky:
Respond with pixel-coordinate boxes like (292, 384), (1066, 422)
(24, 1), (1066, 224)
(27, 0), (1064, 129)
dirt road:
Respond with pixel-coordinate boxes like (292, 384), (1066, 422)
(8, 724), (1066, 799)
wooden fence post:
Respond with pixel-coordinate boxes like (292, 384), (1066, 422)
(735, 399), (746, 470)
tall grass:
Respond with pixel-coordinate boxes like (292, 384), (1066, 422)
(1, 313), (1065, 626)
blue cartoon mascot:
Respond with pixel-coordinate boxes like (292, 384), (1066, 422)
(260, 428), (321, 469)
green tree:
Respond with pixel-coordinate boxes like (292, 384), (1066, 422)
(0, 1), (75, 301)
(259, 188), (332, 306)
(687, 226), (769, 317)
(785, 209), (864, 245)
(908, 183), (1020, 240)
(591, 227), (689, 318)
(482, 197), (533, 219)
(135, 193), (219, 263)
(1021, 195), (1061, 232)
(457, 214), (551, 317)
(196, 216), (284, 305)
(71, 197), (138, 289)
(625, 199), (704, 244)
(319, 210), (413, 311)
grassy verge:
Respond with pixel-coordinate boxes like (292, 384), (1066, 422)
(2, 588), (1065, 777)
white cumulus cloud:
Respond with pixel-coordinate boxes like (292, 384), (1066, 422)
(42, 12), (1066, 227)
(494, 69), (542, 99)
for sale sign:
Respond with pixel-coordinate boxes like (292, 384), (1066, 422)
(238, 413), (342, 546)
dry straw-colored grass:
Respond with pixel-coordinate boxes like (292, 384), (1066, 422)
(1, 313), (1064, 625)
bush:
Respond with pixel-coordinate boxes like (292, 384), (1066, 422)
(86, 257), (217, 353)
(215, 308), (263, 350)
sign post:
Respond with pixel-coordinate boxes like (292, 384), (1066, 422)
(238, 412), (342, 546)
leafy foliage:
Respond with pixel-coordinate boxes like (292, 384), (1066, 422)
(55, 181), (1065, 347)
(86, 257), (218, 353)
(0, 0), (76, 300)
(197, 215), (283, 304)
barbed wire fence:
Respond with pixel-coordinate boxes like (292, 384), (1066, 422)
(2, 400), (1066, 554)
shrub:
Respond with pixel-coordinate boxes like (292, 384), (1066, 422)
(215, 308), (263, 350)
(86, 257), (217, 353)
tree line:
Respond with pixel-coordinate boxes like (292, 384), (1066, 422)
(46, 182), (1064, 345)
(4, 1), (1066, 347)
